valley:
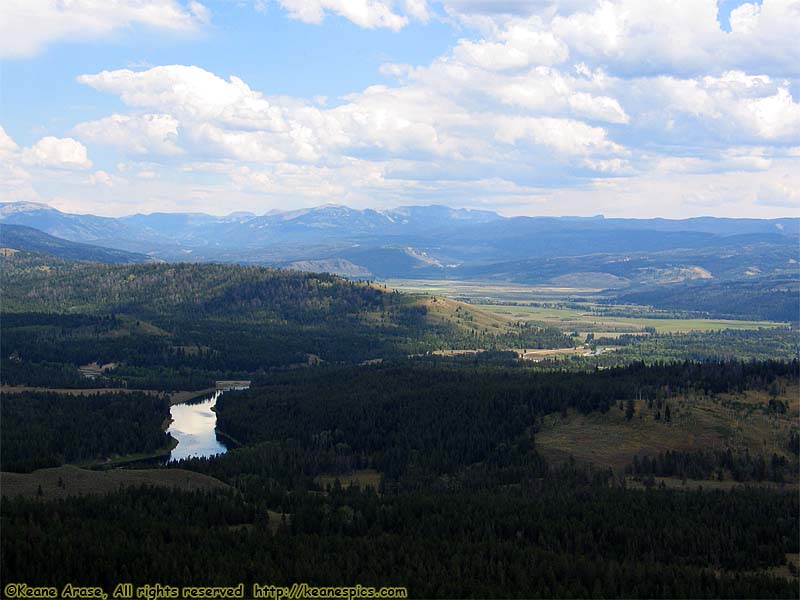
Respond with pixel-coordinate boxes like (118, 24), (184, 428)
(1, 205), (798, 598)
(386, 278), (787, 333)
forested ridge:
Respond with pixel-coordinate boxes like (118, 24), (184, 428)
(0, 255), (572, 388)
(618, 275), (800, 322)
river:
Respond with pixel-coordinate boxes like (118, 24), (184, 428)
(167, 390), (232, 462)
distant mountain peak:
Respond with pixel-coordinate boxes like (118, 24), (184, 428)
(0, 201), (56, 214)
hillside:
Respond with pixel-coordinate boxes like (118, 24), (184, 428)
(0, 224), (152, 263)
(618, 275), (800, 322)
(0, 465), (229, 499)
(0, 256), (571, 389)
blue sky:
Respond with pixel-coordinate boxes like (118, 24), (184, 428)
(1, 0), (798, 218)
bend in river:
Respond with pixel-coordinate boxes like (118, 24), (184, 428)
(167, 390), (231, 462)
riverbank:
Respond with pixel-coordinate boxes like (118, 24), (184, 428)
(74, 437), (179, 470)
(213, 427), (242, 448)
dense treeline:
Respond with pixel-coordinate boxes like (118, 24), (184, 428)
(579, 328), (800, 369)
(627, 448), (795, 483)
(209, 360), (797, 482)
(1, 477), (796, 598)
(0, 391), (171, 472)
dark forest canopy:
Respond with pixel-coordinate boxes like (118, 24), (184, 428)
(1, 391), (171, 472)
(2, 471), (797, 598)
(206, 359), (798, 483)
(1, 356), (798, 597)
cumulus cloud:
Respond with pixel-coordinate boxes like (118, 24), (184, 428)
(453, 20), (569, 69)
(275, 0), (411, 30)
(446, 0), (800, 77)
(494, 116), (623, 156)
(86, 170), (118, 186)
(0, 126), (20, 158)
(21, 137), (92, 169)
(0, 0), (209, 58)
(0, 128), (37, 202)
(632, 71), (800, 143)
(73, 114), (181, 155)
(75, 63), (629, 172)
(568, 93), (629, 124)
(0, 128), (95, 202)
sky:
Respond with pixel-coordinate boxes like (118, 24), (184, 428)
(1, 0), (799, 218)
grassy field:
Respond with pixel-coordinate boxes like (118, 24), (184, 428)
(386, 278), (786, 335)
(477, 303), (783, 334)
(536, 382), (799, 475)
(266, 510), (291, 533)
(316, 469), (382, 492)
(0, 464), (229, 499)
(416, 295), (517, 333)
(767, 553), (800, 581)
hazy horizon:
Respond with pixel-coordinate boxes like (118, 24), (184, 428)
(3, 199), (800, 221)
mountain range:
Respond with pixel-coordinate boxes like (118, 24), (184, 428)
(0, 224), (152, 264)
(1, 201), (797, 287)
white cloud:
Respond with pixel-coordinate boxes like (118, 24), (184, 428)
(445, 0), (800, 77)
(454, 20), (569, 70)
(756, 180), (800, 208)
(729, 2), (761, 35)
(634, 71), (800, 143)
(275, 0), (409, 30)
(73, 113), (181, 155)
(0, 126), (20, 158)
(78, 66), (273, 125)
(21, 137), (92, 169)
(86, 170), (117, 186)
(740, 88), (800, 140)
(0, 129), (36, 202)
(582, 158), (632, 174)
(76, 63), (630, 171)
(654, 147), (774, 175)
(403, 0), (431, 22)
(568, 92), (629, 124)
(0, 128), (86, 202)
(494, 116), (624, 156)
(0, 0), (209, 58)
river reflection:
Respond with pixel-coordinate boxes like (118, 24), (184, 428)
(167, 390), (231, 462)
